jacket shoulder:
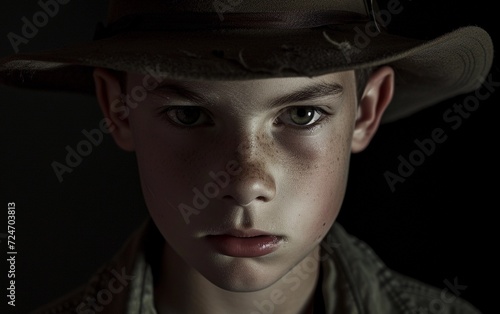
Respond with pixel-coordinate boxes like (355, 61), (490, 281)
(390, 272), (482, 314)
(326, 223), (482, 314)
(29, 219), (153, 314)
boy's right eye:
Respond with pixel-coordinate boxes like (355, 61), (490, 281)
(159, 106), (212, 127)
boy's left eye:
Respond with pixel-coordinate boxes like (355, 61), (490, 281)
(276, 107), (326, 127)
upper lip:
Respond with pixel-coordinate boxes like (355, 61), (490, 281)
(212, 229), (274, 238)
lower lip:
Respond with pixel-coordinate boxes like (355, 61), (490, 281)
(206, 235), (282, 258)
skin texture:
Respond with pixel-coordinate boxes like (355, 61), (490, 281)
(93, 67), (394, 314)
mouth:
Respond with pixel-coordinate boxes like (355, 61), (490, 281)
(206, 229), (284, 258)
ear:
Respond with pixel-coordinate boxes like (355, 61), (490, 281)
(93, 68), (135, 152)
(351, 66), (395, 153)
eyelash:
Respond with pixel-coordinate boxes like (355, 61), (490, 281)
(157, 106), (332, 130)
(275, 107), (331, 131)
(157, 106), (213, 129)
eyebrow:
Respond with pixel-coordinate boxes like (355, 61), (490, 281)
(151, 81), (344, 107)
(269, 81), (344, 107)
(152, 83), (211, 106)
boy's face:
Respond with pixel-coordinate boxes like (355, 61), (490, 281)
(96, 68), (392, 292)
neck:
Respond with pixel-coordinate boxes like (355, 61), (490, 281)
(154, 244), (321, 314)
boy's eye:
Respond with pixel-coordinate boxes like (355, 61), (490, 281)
(161, 106), (211, 126)
(277, 107), (325, 127)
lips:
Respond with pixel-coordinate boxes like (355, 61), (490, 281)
(206, 230), (283, 258)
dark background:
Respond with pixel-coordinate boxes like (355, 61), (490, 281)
(0, 0), (497, 313)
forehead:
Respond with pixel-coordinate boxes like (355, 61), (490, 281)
(126, 70), (357, 104)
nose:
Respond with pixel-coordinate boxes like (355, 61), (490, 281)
(220, 138), (277, 207)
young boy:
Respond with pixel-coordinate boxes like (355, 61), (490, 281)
(0, 0), (493, 313)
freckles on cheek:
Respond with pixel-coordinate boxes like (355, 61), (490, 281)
(309, 170), (344, 241)
(293, 132), (351, 181)
(302, 132), (352, 240)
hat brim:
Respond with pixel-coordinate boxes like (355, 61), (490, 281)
(0, 25), (493, 122)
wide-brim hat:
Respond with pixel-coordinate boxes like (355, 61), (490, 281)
(0, 0), (494, 123)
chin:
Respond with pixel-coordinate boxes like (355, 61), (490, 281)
(196, 256), (286, 292)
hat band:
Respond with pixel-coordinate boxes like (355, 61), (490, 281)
(93, 11), (371, 40)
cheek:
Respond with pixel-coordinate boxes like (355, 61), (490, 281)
(133, 142), (185, 231)
(128, 113), (208, 228)
(282, 116), (353, 193)
(304, 146), (350, 241)
(281, 123), (353, 241)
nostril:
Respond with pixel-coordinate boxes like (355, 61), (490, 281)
(220, 178), (276, 207)
(221, 195), (254, 207)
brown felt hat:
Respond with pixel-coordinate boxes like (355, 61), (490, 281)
(0, 0), (494, 122)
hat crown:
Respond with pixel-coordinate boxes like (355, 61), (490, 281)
(106, 0), (369, 23)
